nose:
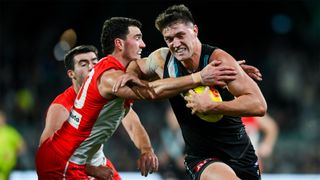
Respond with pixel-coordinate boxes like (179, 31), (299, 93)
(140, 40), (146, 48)
(88, 62), (94, 70)
(172, 38), (181, 48)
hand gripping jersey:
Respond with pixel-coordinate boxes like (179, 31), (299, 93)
(163, 44), (257, 163)
(36, 55), (128, 179)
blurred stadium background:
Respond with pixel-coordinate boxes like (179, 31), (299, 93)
(1, 0), (320, 179)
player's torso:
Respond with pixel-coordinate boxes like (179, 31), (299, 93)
(163, 44), (252, 160)
(52, 56), (130, 164)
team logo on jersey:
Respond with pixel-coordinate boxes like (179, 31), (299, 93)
(68, 109), (82, 129)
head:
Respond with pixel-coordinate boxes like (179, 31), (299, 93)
(155, 4), (200, 61)
(64, 45), (98, 90)
(100, 17), (145, 62)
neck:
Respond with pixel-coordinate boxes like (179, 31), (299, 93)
(110, 52), (130, 68)
(182, 39), (202, 73)
(73, 80), (81, 93)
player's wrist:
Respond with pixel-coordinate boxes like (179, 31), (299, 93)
(140, 146), (154, 154)
(191, 72), (203, 85)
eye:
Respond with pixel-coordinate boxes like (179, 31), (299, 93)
(165, 37), (173, 43)
(79, 61), (88, 67)
(135, 36), (142, 41)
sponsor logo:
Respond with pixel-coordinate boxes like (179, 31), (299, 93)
(68, 109), (82, 129)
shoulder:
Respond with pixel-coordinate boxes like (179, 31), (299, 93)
(211, 48), (237, 66)
(148, 47), (170, 62)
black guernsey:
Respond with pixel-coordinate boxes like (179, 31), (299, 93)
(163, 44), (257, 163)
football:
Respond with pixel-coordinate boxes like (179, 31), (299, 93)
(185, 86), (223, 122)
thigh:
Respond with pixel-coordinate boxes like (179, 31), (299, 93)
(201, 162), (239, 180)
(36, 139), (89, 179)
(36, 139), (67, 179)
(184, 155), (221, 180)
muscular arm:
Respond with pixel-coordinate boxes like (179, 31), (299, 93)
(121, 108), (159, 176)
(111, 48), (237, 99)
(186, 49), (267, 117)
(122, 108), (153, 153)
(100, 68), (202, 100)
(39, 104), (69, 145)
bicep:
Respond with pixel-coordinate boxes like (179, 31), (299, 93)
(45, 104), (69, 131)
(214, 49), (259, 97)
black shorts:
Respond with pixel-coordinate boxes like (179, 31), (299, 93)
(184, 155), (261, 180)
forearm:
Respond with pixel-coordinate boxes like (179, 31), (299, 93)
(147, 73), (202, 99)
(211, 93), (267, 117)
(132, 127), (154, 154)
(122, 109), (154, 153)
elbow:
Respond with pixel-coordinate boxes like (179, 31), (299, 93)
(255, 100), (267, 117)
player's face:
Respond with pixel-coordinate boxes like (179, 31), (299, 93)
(72, 52), (98, 86)
(162, 22), (198, 62)
(122, 26), (145, 61)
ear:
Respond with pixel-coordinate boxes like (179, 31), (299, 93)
(193, 24), (199, 36)
(114, 38), (123, 51)
(67, 69), (75, 79)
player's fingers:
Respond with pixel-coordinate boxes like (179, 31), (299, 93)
(184, 95), (192, 102)
(204, 86), (210, 93)
(213, 81), (227, 87)
(186, 102), (193, 108)
(188, 89), (196, 95)
(251, 73), (263, 81)
(112, 80), (121, 93)
(237, 60), (246, 65)
(153, 157), (159, 172)
(209, 59), (222, 66)
(216, 66), (236, 72)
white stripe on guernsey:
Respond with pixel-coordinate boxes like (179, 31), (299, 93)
(75, 69), (95, 109)
(69, 98), (128, 165)
(63, 161), (69, 180)
(168, 55), (177, 78)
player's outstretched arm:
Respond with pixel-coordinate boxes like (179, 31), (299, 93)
(122, 108), (158, 177)
(112, 48), (238, 99)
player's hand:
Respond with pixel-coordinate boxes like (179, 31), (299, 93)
(137, 149), (159, 177)
(200, 60), (237, 87)
(238, 60), (262, 81)
(112, 73), (147, 93)
(185, 87), (216, 114)
(85, 164), (114, 180)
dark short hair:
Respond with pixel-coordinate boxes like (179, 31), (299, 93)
(155, 4), (194, 33)
(100, 17), (142, 55)
(64, 45), (98, 71)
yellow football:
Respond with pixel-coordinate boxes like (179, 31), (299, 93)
(185, 86), (223, 123)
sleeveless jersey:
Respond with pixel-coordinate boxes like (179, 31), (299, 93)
(51, 55), (131, 165)
(163, 44), (256, 161)
(51, 86), (76, 112)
